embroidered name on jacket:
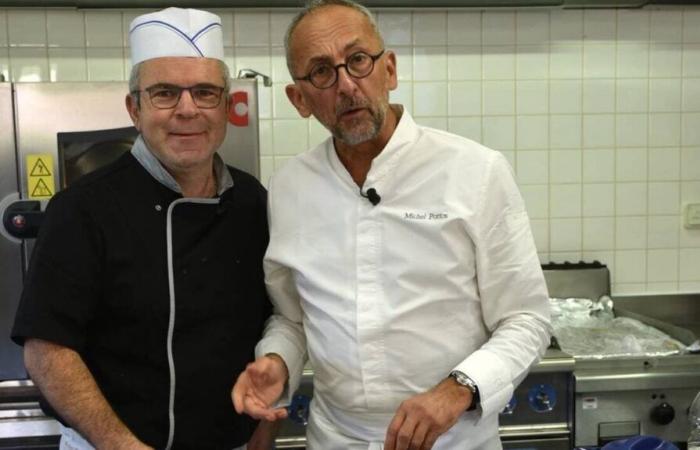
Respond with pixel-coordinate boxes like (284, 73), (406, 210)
(404, 212), (448, 220)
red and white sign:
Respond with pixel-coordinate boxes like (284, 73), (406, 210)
(229, 91), (249, 127)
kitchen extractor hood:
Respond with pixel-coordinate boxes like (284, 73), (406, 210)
(1, 0), (699, 7)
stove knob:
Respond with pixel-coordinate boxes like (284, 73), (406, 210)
(650, 402), (675, 425)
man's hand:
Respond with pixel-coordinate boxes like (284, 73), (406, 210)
(232, 354), (289, 422)
(384, 377), (473, 450)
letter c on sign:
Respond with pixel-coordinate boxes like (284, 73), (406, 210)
(229, 91), (249, 127)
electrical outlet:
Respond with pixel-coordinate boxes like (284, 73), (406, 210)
(685, 203), (700, 229)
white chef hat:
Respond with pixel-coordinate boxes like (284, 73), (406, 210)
(129, 7), (224, 65)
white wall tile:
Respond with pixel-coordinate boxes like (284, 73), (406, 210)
(647, 249), (679, 282)
(259, 156), (274, 188)
(583, 183), (614, 216)
(616, 216), (647, 249)
(650, 10), (683, 43)
(272, 83), (297, 119)
(650, 43), (682, 78)
(271, 46), (291, 84)
(683, 10), (700, 44)
(550, 114), (582, 149)
(583, 114), (615, 148)
(649, 112), (681, 147)
(121, 10), (153, 48)
(646, 281), (679, 292)
(550, 149), (581, 183)
(679, 281), (700, 290)
(517, 12), (549, 45)
(615, 250), (647, 282)
(549, 251), (582, 263)
(394, 46), (414, 82)
(413, 81), (447, 116)
(235, 12), (270, 47)
(414, 46), (447, 81)
(583, 148), (615, 182)
(616, 114), (648, 148)
(679, 248), (700, 280)
(447, 46), (481, 81)
(86, 48), (123, 81)
(49, 48), (86, 81)
(379, 12), (412, 46)
(649, 78), (681, 112)
(516, 149), (548, 184)
(483, 12), (515, 46)
(582, 79), (615, 113)
(447, 11), (481, 46)
(483, 80), (515, 115)
(270, 12), (294, 48)
(649, 147), (680, 181)
(550, 218), (582, 252)
(583, 250), (614, 267)
(0, 48), (9, 81)
(550, 10), (583, 41)
(517, 115), (548, 149)
(616, 79), (648, 112)
(413, 12), (447, 46)
(549, 44), (582, 79)
(235, 47), (271, 83)
(549, 80), (581, 114)
(259, 119), (273, 156)
(9, 47), (48, 81)
(415, 116), (447, 130)
(273, 119), (308, 155)
(682, 78), (700, 111)
(516, 80), (548, 114)
(47, 11), (85, 48)
(390, 82), (413, 111)
(616, 44), (649, 78)
(257, 84), (272, 120)
(614, 282), (647, 294)
(8, 10), (46, 47)
(85, 11), (122, 48)
(616, 182), (648, 215)
(649, 182), (680, 215)
(482, 46), (515, 80)
(448, 116), (482, 141)
(516, 45), (549, 80)
(682, 112), (700, 146)
(550, 184), (581, 217)
(683, 44), (700, 77)
(448, 81), (481, 116)
(616, 147), (647, 181)
(617, 10), (650, 41)
(583, 217), (615, 250)
(0, 11), (7, 47)
(520, 184), (549, 218)
(648, 215), (679, 249)
(583, 44), (616, 78)
(584, 10), (616, 42)
(681, 148), (700, 180)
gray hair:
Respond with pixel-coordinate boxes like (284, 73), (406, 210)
(284, 0), (384, 77)
(128, 59), (232, 107)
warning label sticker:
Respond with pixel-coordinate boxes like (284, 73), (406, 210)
(26, 154), (55, 199)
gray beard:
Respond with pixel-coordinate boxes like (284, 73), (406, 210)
(331, 98), (388, 146)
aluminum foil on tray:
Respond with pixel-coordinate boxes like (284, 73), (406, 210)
(549, 297), (687, 359)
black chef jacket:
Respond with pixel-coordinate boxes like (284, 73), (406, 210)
(12, 151), (271, 449)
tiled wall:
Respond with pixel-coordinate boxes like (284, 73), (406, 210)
(1, 6), (699, 294)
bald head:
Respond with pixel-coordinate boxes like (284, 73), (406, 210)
(284, 0), (384, 76)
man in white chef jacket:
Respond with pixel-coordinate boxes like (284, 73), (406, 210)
(232, 1), (552, 449)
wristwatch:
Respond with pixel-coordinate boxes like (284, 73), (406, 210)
(449, 370), (480, 411)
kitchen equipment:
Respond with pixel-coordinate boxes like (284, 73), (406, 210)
(0, 78), (261, 448)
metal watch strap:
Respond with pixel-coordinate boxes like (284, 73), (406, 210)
(449, 370), (480, 411)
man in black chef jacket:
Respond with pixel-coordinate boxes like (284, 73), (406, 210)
(11, 7), (274, 450)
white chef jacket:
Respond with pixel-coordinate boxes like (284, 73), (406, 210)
(257, 107), (551, 449)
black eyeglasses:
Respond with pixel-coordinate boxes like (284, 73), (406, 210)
(133, 84), (226, 109)
(294, 50), (385, 90)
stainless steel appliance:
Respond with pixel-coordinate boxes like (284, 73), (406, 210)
(0, 78), (261, 448)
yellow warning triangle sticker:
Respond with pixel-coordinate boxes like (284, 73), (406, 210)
(30, 158), (52, 177)
(31, 178), (53, 197)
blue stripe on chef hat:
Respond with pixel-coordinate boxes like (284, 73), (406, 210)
(129, 7), (224, 65)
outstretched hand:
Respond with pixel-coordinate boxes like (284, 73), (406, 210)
(232, 354), (289, 422)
